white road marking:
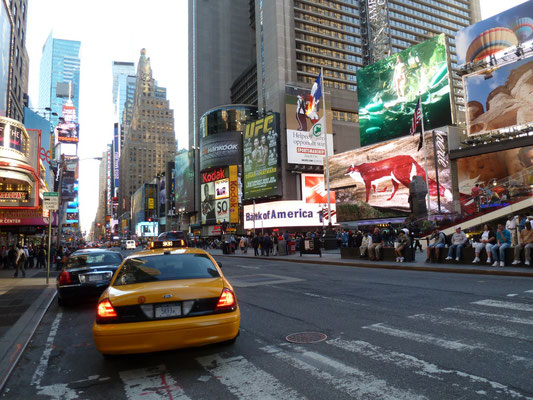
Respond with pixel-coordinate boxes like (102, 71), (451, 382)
(261, 344), (424, 400)
(197, 353), (302, 400)
(363, 323), (477, 351)
(230, 274), (304, 288)
(525, 290), (533, 294)
(234, 265), (260, 269)
(303, 292), (364, 307)
(507, 294), (518, 297)
(442, 307), (533, 326)
(408, 314), (533, 341)
(31, 311), (63, 386)
(119, 364), (191, 400)
(473, 299), (533, 313)
(327, 338), (533, 399)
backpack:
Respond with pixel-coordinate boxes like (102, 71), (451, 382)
(19, 250), (27, 261)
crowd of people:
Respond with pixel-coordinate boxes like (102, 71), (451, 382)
(1, 243), (76, 278)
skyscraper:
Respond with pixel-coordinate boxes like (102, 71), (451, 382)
(119, 49), (176, 214)
(112, 61), (135, 123)
(38, 33), (81, 127)
(190, 0), (482, 202)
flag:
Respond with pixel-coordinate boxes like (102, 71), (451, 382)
(306, 73), (322, 123)
(410, 97), (422, 136)
(311, 73), (322, 105)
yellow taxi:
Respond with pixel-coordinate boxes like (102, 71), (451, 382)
(92, 239), (240, 355)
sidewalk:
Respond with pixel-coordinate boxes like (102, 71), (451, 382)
(207, 248), (533, 277)
(0, 267), (57, 391)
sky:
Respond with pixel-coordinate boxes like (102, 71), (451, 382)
(24, 0), (528, 236)
(26, 0), (188, 235)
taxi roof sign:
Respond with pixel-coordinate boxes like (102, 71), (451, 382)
(149, 239), (187, 250)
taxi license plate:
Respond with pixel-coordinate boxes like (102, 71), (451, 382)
(155, 304), (182, 318)
(88, 274), (104, 282)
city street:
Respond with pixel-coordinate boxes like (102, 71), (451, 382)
(1, 251), (533, 399)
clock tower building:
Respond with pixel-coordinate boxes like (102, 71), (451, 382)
(119, 49), (176, 216)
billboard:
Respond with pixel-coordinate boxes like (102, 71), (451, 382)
(136, 221), (158, 237)
(243, 113), (281, 200)
(229, 165), (239, 224)
(200, 131), (242, 170)
(0, 3), (10, 117)
(113, 123), (119, 196)
(455, 1), (533, 65)
(215, 198), (230, 223)
(464, 58), (533, 136)
(357, 34), (452, 147)
(285, 85), (334, 165)
(55, 120), (79, 143)
(215, 178), (229, 199)
(329, 130), (453, 221)
(301, 173), (336, 204)
(174, 150), (195, 213)
(243, 200), (337, 230)
(457, 145), (533, 212)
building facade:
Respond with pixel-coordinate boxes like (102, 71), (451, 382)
(38, 34), (81, 128)
(188, 0), (482, 233)
(119, 49), (176, 219)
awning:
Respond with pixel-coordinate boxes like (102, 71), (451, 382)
(0, 169), (35, 186)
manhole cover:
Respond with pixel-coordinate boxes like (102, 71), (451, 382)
(285, 332), (327, 344)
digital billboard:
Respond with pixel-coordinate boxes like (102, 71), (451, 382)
(200, 131), (242, 170)
(455, 1), (533, 65)
(243, 200), (337, 230)
(174, 150), (195, 213)
(243, 113), (281, 200)
(0, 3), (10, 117)
(301, 173), (335, 204)
(285, 86), (333, 165)
(465, 58), (533, 136)
(55, 121), (79, 143)
(457, 145), (533, 212)
(357, 34), (452, 147)
(329, 129), (453, 221)
(113, 123), (119, 196)
(215, 178), (229, 200)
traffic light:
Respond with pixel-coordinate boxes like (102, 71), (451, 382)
(148, 218), (152, 222)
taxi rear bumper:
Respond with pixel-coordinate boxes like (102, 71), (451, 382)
(93, 307), (240, 354)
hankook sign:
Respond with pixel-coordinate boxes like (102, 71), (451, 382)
(200, 131), (242, 170)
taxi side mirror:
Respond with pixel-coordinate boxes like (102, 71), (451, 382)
(218, 262), (223, 268)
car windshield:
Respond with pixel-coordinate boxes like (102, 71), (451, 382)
(158, 231), (186, 240)
(113, 254), (219, 285)
(66, 253), (122, 269)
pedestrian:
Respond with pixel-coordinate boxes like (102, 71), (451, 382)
(408, 218), (423, 252)
(23, 244), (30, 270)
(512, 221), (533, 266)
(368, 227), (384, 261)
(28, 245), (35, 269)
(252, 234), (259, 256)
(239, 237), (246, 254)
(8, 245), (17, 269)
(360, 231), (372, 257)
(425, 228), (446, 262)
(491, 223), (512, 267)
(14, 245), (26, 278)
(283, 231), (290, 255)
(472, 224), (496, 264)
(341, 229), (349, 248)
(506, 215), (518, 246)
(471, 183), (482, 212)
(56, 246), (65, 271)
(395, 230), (411, 262)
(445, 227), (468, 262)
(272, 234), (278, 256)
(263, 234), (272, 256)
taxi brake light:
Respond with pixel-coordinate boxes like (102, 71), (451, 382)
(58, 270), (71, 285)
(216, 288), (235, 309)
(97, 299), (117, 318)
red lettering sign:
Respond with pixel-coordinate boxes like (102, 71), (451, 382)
(202, 168), (227, 184)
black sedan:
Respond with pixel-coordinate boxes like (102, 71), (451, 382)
(56, 249), (123, 306)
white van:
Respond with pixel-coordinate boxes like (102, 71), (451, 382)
(125, 240), (136, 250)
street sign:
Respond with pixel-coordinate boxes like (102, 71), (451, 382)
(43, 192), (59, 211)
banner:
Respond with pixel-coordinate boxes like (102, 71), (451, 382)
(243, 113), (281, 200)
(357, 34), (452, 147)
(229, 165), (239, 223)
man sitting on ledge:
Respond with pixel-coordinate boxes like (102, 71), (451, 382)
(512, 221), (533, 266)
(445, 227), (467, 262)
(395, 230), (411, 262)
(368, 227), (384, 261)
(425, 228), (446, 262)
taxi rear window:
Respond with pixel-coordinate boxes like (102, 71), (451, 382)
(113, 254), (220, 285)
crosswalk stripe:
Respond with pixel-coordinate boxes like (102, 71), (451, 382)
(472, 299), (533, 312)
(409, 313), (533, 341)
(119, 365), (191, 400)
(442, 307), (533, 325)
(261, 344), (423, 400)
(326, 338), (532, 399)
(363, 323), (477, 351)
(196, 354), (302, 400)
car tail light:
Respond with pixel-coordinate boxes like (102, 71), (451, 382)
(216, 288), (236, 310)
(97, 299), (117, 319)
(58, 270), (71, 285)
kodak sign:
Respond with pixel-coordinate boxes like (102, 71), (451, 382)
(202, 167), (228, 184)
(229, 165), (239, 223)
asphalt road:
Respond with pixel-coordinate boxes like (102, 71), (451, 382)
(2, 249), (533, 399)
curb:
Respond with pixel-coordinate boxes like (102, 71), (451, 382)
(0, 286), (56, 393)
(213, 254), (533, 278)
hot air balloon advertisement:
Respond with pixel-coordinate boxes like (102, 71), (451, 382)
(511, 17), (533, 42)
(455, 0), (533, 65)
(357, 34), (452, 147)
